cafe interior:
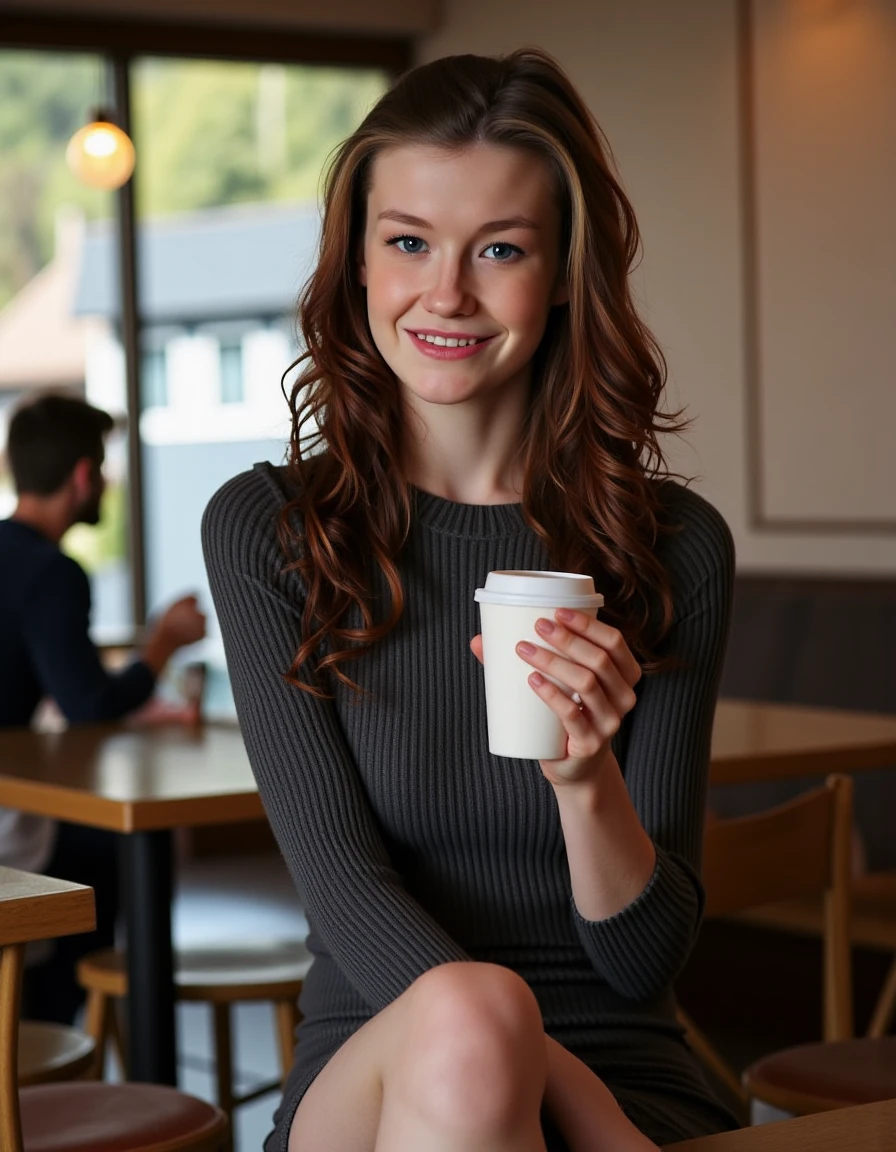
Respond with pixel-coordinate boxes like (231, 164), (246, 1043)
(0, 0), (895, 1148)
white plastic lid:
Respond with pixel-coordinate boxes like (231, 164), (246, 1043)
(474, 570), (604, 609)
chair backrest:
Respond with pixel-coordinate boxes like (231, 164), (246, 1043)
(0, 867), (95, 1152)
(701, 773), (854, 1040)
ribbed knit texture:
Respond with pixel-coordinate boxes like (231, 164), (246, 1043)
(202, 463), (737, 1150)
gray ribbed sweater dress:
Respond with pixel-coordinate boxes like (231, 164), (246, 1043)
(202, 462), (738, 1151)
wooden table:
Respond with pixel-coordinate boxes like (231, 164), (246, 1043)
(710, 700), (896, 786)
(665, 1097), (896, 1150)
(2, 700), (896, 1086)
(0, 866), (95, 947)
(0, 723), (262, 1084)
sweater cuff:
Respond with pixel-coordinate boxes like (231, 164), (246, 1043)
(571, 844), (703, 1000)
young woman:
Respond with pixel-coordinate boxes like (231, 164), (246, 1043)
(203, 48), (738, 1152)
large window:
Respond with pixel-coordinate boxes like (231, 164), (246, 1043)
(0, 41), (391, 714)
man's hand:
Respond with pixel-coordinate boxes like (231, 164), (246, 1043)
(141, 595), (206, 675)
(156, 595), (206, 648)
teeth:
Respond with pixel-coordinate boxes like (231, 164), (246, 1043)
(414, 333), (481, 347)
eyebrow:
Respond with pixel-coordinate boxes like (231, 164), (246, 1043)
(377, 210), (541, 232)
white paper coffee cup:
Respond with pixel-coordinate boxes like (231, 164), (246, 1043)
(474, 571), (604, 759)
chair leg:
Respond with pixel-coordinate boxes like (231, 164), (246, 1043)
(108, 998), (129, 1079)
(867, 955), (896, 1038)
(274, 999), (299, 1083)
(82, 988), (108, 1079)
(213, 1003), (235, 1152)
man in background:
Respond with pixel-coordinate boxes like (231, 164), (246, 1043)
(0, 391), (206, 1023)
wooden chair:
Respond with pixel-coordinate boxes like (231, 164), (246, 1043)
(1, 865), (228, 1152)
(77, 938), (309, 1137)
(730, 868), (896, 1038)
(677, 774), (854, 1118)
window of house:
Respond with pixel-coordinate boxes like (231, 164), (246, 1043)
(219, 341), (244, 404)
(141, 346), (168, 409)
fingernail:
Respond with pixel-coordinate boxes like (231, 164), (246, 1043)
(555, 608), (575, 622)
(517, 641), (536, 657)
(535, 618), (555, 635)
(529, 672), (544, 687)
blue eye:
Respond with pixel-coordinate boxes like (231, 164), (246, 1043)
(387, 235), (428, 254)
(482, 243), (522, 262)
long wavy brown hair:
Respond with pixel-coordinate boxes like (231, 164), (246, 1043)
(280, 48), (687, 695)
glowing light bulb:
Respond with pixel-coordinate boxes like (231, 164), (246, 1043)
(66, 117), (135, 191)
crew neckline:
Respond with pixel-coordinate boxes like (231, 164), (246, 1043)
(410, 485), (528, 539)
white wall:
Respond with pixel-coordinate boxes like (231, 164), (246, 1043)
(419, 0), (896, 575)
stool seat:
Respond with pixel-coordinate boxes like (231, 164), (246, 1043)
(18, 1022), (96, 1086)
(744, 1036), (896, 1115)
(78, 939), (311, 1001)
(20, 1081), (227, 1152)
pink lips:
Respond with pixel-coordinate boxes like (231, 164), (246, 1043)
(407, 331), (494, 360)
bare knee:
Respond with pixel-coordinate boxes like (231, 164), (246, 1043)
(391, 963), (546, 1133)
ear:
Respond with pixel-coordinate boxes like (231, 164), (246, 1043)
(70, 457), (94, 497)
(358, 248), (368, 288)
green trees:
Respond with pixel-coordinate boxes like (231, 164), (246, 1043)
(0, 51), (386, 308)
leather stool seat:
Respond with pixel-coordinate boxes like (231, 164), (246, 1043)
(18, 1022), (95, 1086)
(744, 1036), (896, 1115)
(19, 1081), (227, 1152)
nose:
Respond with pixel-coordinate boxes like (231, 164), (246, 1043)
(421, 254), (474, 317)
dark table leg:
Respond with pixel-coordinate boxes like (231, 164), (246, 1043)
(121, 829), (177, 1084)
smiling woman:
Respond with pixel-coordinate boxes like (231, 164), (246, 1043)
(202, 47), (738, 1152)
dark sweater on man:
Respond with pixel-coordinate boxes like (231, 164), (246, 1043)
(202, 463), (738, 1150)
(0, 519), (154, 728)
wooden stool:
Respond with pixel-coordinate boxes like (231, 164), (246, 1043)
(78, 940), (309, 1134)
(19, 1081), (227, 1152)
(1, 865), (229, 1152)
(17, 1021), (95, 1086)
(743, 1035), (896, 1116)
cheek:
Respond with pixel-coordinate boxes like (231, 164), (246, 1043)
(506, 274), (556, 334)
(366, 265), (415, 320)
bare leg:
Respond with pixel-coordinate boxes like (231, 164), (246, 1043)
(544, 1035), (659, 1152)
(288, 961), (655, 1152)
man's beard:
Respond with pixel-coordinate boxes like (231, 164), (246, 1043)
(74, 492), (103, 526)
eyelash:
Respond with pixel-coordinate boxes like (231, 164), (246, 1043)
(384, 235), (524, 262)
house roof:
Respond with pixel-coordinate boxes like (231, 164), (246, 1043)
(75, 200), (321, 324)
(0, 211), (99, 393)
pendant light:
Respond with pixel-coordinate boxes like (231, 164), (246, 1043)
(66, 106), (136, 191)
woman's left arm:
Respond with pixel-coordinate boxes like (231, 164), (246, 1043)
(518, 492), (735, 999)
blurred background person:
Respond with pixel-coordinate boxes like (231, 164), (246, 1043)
(0, 391), (206, 1023)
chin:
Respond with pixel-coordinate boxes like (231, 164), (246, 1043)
(76, 503), (103, 527)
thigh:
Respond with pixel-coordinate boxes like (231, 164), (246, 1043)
(287, 987), (407, 1152)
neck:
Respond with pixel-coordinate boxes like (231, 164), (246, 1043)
(11, 495), (71, 544)
(401, 390), (528, 506)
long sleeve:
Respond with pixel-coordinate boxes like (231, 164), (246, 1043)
(21, 551), (155, 723)
(202, 469), (470, 1013)
(570, 487), (735, 999)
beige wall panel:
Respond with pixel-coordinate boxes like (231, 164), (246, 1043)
(4, 0), (439, 34)
(752, 0), (896, 525)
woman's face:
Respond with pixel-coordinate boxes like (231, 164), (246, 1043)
(359, 142), (567, 413)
